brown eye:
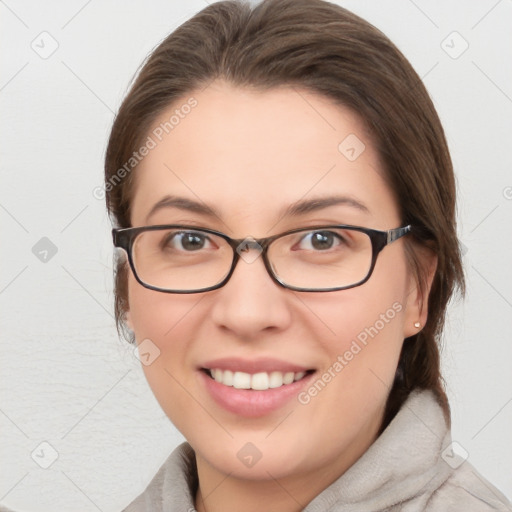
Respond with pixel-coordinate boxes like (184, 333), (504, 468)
(162, 231), (213, 252)
(296, 231), (345, 251)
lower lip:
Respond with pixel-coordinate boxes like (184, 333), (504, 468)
(199, 370), (315, 418)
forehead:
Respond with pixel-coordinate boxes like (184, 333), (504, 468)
(130, 80), (400, 232)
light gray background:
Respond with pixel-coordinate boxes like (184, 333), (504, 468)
(1, 0), (511, 510)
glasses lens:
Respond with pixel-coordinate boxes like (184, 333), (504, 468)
(268, 227), (373, 290)
(132, 228), (232, 291)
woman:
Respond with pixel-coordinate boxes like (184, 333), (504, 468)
(103, 0), (512, 510)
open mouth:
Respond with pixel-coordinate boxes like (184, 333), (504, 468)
(202, 368), (315, 391)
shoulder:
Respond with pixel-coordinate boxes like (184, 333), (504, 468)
(122, 442), (197, 512)
(424, 460), (512, 511)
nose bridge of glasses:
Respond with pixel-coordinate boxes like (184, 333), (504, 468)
(231, 236), (267, 265)
(215, 234), (282, 291)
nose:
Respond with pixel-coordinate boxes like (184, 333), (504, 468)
(209, 247), (292, 339)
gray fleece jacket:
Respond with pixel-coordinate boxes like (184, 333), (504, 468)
(1, 391), (509, 511)
(121, 390), (512, 511)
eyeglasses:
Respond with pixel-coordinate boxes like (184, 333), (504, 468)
(112, 224), (411, 294)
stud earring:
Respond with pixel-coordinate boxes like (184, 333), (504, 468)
(414, 321), (421, 329)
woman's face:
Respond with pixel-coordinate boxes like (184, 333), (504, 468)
(126, 80), (428, 486)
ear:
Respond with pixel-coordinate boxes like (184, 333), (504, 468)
(124, 309), (134, 332)
(402, 245), (437, 339)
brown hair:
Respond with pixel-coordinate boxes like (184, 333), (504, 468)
(104, 0), (465, 429)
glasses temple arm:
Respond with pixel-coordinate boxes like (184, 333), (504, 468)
(387, 225), (412, 244)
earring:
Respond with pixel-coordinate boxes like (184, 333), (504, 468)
(414, 321), (421, 329)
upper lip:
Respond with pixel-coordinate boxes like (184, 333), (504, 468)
(200, 357), (313, 374)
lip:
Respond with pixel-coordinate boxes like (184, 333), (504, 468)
(198, 358), (316, 418)
(200, 357), (311, 374)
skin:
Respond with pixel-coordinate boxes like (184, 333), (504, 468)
(125, 80), (436, 512)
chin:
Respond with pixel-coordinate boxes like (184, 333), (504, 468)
(193, 430), (328, 482)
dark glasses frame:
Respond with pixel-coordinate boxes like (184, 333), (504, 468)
(112, 224), (412, 294)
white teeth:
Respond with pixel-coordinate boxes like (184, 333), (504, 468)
(294, 371), (306, 381)
(269, 371), (283, 388)
(283, 372), (295, 385)
(223, 370), (233, 386)
(208, 368), (309, 390)
(251, 372), (269, 390)
(233, 371), (251, 389)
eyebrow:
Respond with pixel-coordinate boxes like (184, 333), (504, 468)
(284, 195), (370, 217)
(146, 195), (221, 222)
(146, 194), (370, 222)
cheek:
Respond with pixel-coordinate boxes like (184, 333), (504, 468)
(296, 293), (406, 447)
(127, 275), (199, 340)
(126, 276), (203, 426)
(305, 257), (408, 401)
(313, 290), (405, 390)
(307, 271), (407, 358)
